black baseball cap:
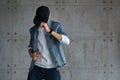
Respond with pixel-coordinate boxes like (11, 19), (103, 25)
(33, 6), (50, 25)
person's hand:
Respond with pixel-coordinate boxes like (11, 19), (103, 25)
(29, 50), (42, 61)
(32, 52), (42, 61)
(40, 22), (50, 32)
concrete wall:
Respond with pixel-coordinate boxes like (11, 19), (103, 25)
(0, 0), (120, 80)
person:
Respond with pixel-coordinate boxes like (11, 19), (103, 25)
(27, 5), (70, 80)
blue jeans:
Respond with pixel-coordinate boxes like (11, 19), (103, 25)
(27, 65), (61, 80)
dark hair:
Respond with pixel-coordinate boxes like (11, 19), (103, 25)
(33, 6), (50, 25)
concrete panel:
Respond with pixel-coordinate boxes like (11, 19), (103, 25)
(71, 69), (106, 80)
(12, 37), (31, 69)
(109, 0), (120, 6)
(108, 37), (120, 69)
(0, 37), (12, 68)
(67, 36), (108, 69)
(0, 5), (11, 36)
(76, 0), (107, 5)
(0, 0), (9, 5)
(61, 6), (108, 37)
(48, 6), (61, 21)
(13, 0), (33, 5)
(109, 6), (120, 37)
(63, 0), (107, 5)
(12, 5), (34, 37)
(109, 69), (120, 80)
(33, 0), (59, 5)
(0, 69), (12, 80)
(12, 69), (29, 80)
(61, 0), (76, 4)
(60, 70), (71, 80)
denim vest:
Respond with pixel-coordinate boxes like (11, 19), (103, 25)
(28, 20), (69, 70)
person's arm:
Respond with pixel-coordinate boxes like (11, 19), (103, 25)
(28, 48), (34, 58)
(40, 22), (62, 41)
(28, 28), (41, 61)
(60, 34), (70, 45)
(51, 31), (70, 45)
(28, 28), (35, 59)
(40, 22), (70, 45)
(51, 31), (62, 41)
